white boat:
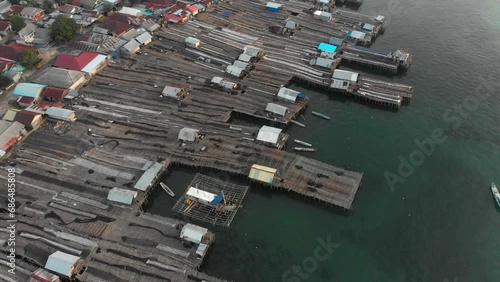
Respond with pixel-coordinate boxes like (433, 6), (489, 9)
(160, 182), (175, 197)
(491, 183), (500, 207)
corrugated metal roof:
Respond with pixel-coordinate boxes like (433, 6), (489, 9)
(225, 65), (243, 77)
(238, 53), (252, 62)
(29, 268), (60, 282)
(44, 251), (80, 276)
(347, 30), (367, 40)
(256, 125), (282, 144)
(122, 39), (140, 53)
(46, 107), (76, 122)
(2, 109), (18, 122)
(107, 187), (137, 204)
(249, 164), (276, 184)
(266, 2), (282, 9)
(315, 57), (334, 68)
(12, 83), (46, 97)
(243, 45), (262, 57)
(178, 127), (199, 142)
(232, 60), (248, 69)
(82, 54), (107, 73)
(277, 87), (300, 103)
(162, 85), (184, 98)
(285, 20), (296, 29)
(318, 42), (337, 52)
(265, 103), (287, 116)
(320, 51), (336, 59)
(185, 37), (200, 46)
(119, 7), (142, 16)
(135, 32), (152, 44)
(134, 162), (163, 191)
(362, 23), (375, 31)
(329, 37), (344, 46)
(180, 224), (207, 244)
(332, 69), (359, 82)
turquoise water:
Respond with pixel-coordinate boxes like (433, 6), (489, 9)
(147, 0), (500, 281)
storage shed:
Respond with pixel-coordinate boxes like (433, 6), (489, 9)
(162, 84), (187, 100)
(243, 45), (263, 58)
(314, 57), (335, 69)
(185, 37), (200, 48)
(45, 107), (77, 122)
(248, 164), (277, 184)
(180, 223), (208, 244)
(178, 127), (199, 142)
(232, 60), (249, 70)
(347, 30), (367, 41)
(256, 125), (282, 145)
(238, 53), (253, 63)
(265, 103), (287, 117)
(266, 2), (282, 12)
(329, 36), (345, 46)
(225, 65), (245, 78)
(332, 69), (359, 82)
(45, 251), (82, 277)
(107, 187), (137, 204)
(135, 32), (153, 45)
(277, 87), (302, 103)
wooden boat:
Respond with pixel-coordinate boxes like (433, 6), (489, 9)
(294, 139), (312, 147)
(160, 182), (175, 197)
(294, 147), (316, 152)
(491, 183), (500, 207)
(312, 111), (330, 120)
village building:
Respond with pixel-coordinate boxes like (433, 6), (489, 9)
(44, 251), (84, 277)
(162, 84), (187, 100)
(19, 7), (45, 20)
(53, 52), (107, 76)
(13, 109), (43, 129)
(29, 67), (87, 89)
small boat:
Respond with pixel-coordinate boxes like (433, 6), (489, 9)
(491, 183), (500, 207)
(312, 111), (330, 120)
(294, 147), (316, 152)
(160, 182), (175, 197)
(294, 139), (312, 147)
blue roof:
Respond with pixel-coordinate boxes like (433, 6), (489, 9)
(317, 43), (337, 52)
(12, 83), (46, 97)
(210, 194), (224, 205)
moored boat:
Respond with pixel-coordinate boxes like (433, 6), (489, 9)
(160, 182), (175, 197)
(491, 182), (500, 207)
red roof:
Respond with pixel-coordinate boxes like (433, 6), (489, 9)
(187, 5), (198, 13)
(108, 12), (134, 24)
(54, 52), (98, 71)
(164, 14), (182, 22)
(10, 5), (26, 14)
(17, 96), (34, 105)
(1, 137), (17, 151)
(0, 45), (20, 61)
(0, 20), (11, 32)
(42, 86), (69, 100)
(58, 4), (79, 13)
(147, 0), (175, 5)
(30, 268), (60, 282)
(29, 101), (65, 111)
(101, 20), (132, 36)
(8, 43), (36, 52)
(14, 110), (41, 126)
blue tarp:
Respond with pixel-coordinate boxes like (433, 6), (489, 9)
(297, 93), (307, 100)
(317, 43), (337, 52)
(221, 10), (232, 16)
(210, 195), (224, 205)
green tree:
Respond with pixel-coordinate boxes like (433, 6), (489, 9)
(43, 1), (55, 13)
(0, 76), (13, 89)
(19, 50), (40, 69)
(9, 15), (26, 32)
(51, 16), (80, 44)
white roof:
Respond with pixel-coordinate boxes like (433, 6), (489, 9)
(243, 45), (262, 57)
(162, 85), (184, 97)
(180, 223), (208, 244)
(135, 32), (152, 44)
(45, 107), (76, 121)
(45, 251), (80, 276)
(123, 39), (140, 52)
(178, 127), (199, 141)
(376, 15), (385, 21)
(107, 187), (137, 204)
(238, 53), (252, 62)
(313, 10), (322, 16)
(232, 60), (248, 69)
(119, 7), (142, 16)
(185, 37), (200, 44)
(315, 57), (334, 68)
(256, 125), (282, 144)
(265, 103), (287, 116)
(211, 76), (223, 84)
(266, 2), (282, 8)
(332, 70), (359, 82)
(186, 187), (217, 203)
(82, 54), (107, 73)
(363, 23), (375, 31)
(226, 65), (244, 77)
(277, 87), (300, 103)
